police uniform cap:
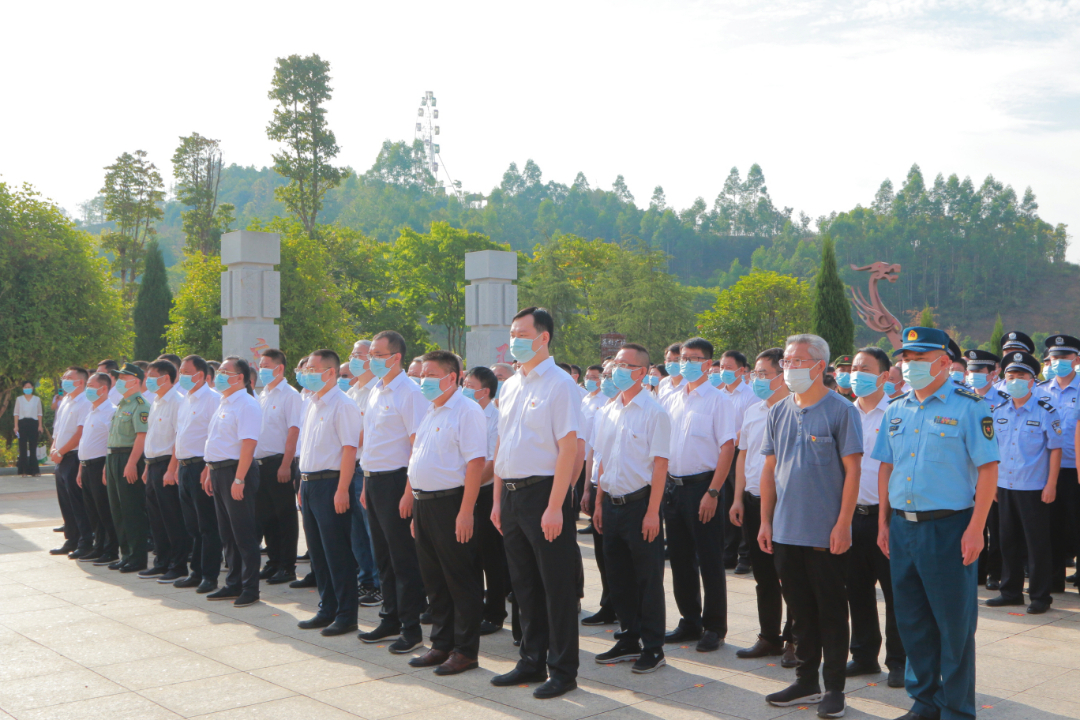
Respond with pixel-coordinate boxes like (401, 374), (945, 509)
(1000, 330), (1034, 353)
(118, 362), (145, 381)
(894, 326), (949, 356)
(834, 355), (853, 367)
(1045, 334), (1080, 355)
(1002, 351), (1041, 377)
(964, 349), (999, 369)
(947, 338), (963, 362)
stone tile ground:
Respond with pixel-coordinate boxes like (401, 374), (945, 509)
(2, 476), (1078, 719)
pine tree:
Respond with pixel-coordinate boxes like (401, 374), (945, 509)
(133, 240), (173, 360)
(989, 314), (1004, 353)
(918, 304), (936, 328)
(811, 235), (855, 361)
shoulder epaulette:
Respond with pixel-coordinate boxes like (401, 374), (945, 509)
(1038, 399), (1057, 413)
(134, 396), (146, 405)
(888, 392), (910, 404)
(955, 388), (984, 402)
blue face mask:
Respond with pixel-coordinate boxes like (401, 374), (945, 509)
(349, 357), (366, 376)
(585, 379), (598, 393)
(85, 387), (100, 403)
(708, 373), (724, 387)
(1006, 378), (1033, 398)
(884, 381), (897, 395)
(179, 374), (198, 391)
(601, 378), (619, 398)
(462, 387), (477, 401)
(258, 367), (275, 385)
(649, 375), (660, 387)
(509, 336), (540, 363)
(1052, 359), (1074, 378)
(419, 376), (445, 401)
(1044, 365), (1056, 382)
(719, 369), (737, 386)
(294, 369), (301, 380)
(146, 376), (161, 393)
(496, 380), (504, 398)
(949, 370), (966, 385)
(213, 373), (232, 393)
(680, 360), (705, 384)
(612, 367), (637, 391)
(752, 377), (775, 400)
(902, 360), (940, 391)
(664, 361), (681, 377)
(115, 379), (129, 395)
(370, 356), (395, 379)
(967, 372), (989, 389)
(61, 379), (76, 394)
(850, 371), (881, 398)
(22, 387), (33, 395)
(336, 377), (351, 392)
(304, 371), (326, 393)
(835, 372), (851, 389)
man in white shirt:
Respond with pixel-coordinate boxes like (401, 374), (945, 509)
(579, 362), (618, 625)
(729, 348), (795, 664)
(656, 343), (684, 405)
(406, 351), (488, 675)
(591, 343), (671, 674)
(358, 331), (429, 652)
(295, 349), (364, 636)
(464, 365), (508, 634)
(95, 359), (123, 406)
(140, 360), (189, 583)
(170, 356), (223, 593)
(489, 307), (581, 699)
(76, 372), (119, 564)
(255, 349), (302, 586)
(663, 337), (737, 652)
(49, 367), (92, 557)
(346, 340), (382, 606)
(718, 350), (758, 574)
(845, 346), (906, 687)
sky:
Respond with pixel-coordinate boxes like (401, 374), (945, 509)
(4, 0), (1079, 257)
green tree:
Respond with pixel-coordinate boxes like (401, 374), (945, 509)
(698, 270), (812, 360)
(811, 235), (855, 360)
(266, 54), (345, 237)
(165, 251), (224, 359)
(989, 314), (1004, 352)
(918, 304), (936, 328)
(0, 182), (129, 418)
(99, 150), (165, 300)
(133, 240), (173, 359)
(172, 132), (225, 254)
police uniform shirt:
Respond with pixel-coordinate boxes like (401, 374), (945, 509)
(79, 401), (116, 460)
(722, 381), (758, 432)
(361, 372), (428, 473)
(52, 393), (91, 452)
(982, 387), (1011, 408)
(594, 389), (671, 496)
(494, 356), (581, 480)
(300, 386), (363, 473)
(203, 391), (262, 463)
(108, 394), (150, 449)
(993, 394), (1065, 490)
(854, 396), (889, 505)
(175, 384), (219, 460)
(871, 387), (1000, 512)
(665, 381), (737, 477)
(1040, 373), (1080, 469)
(256, 380), (303, 459)
(347, 376), (378, 418)
(483, 402), (499, 462)
(738, 400), (769, 497)
(408, 389), (488, 492)
(144, 386), (182, 459)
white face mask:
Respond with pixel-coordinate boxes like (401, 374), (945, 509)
(784, 367), (814, 394)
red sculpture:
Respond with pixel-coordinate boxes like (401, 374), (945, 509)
(850, 262), (903, 350)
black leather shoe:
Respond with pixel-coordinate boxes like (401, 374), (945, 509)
(54, 525), (66, 533)
(289, 573), (316, 589)
(196, 579), (218, 594)
(233, 591), (260, 607)
(388, 634), (423, 654)
(581, 609), (618, 626)
(174, 575), (202, 589)
(119, 563), (147, 573)
(93, 554), (119, 566)
(137, 566), (168, 579)
(734, 562), (752, 575)
(77, 550), (103, 562)
(298, 615), (333, 630)
(68, 546), (94, 560)
(258, 564), (277, 580)
(206, 586), (241, 601)
(50, 541), (78, 555)
(985, 595), (1024, 607)
(846, 659), (882, 676)
(986, 579), (1001, 591)
(491, 666), (549, 686)
(736, 635), (784, 659)
(479, 620), (503, 635)
(887, 666), (905, 688)
(781, 642), (797, 668)
(107, 560), (124, 570)
(696, 631), (723, 652)
(1028, 600), (1051, 614)
(267, 569), (297, 585)
(321, 620), (358, 636)
(664, 625), (703, 644)
(157, 569), (187, 583)
(359, 619), (401, 643)
(419, 611), (434, 625)
(533, 676), (577, 699)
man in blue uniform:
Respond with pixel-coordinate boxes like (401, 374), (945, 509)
(964, 349), (1007, 590)
(1041, 334), (1080, 592)
(995, 331), (1035, 392)
(872, 327), (999, 720)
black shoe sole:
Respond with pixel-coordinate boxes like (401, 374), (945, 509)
(595, 653), (641, 664)
(388, 638), (424, 654)
(233, 597), (260, 608)
(321, 624), (359, 636)
(767, 692), (823, 707)
(359, 631), (400, 644)
(533, 680), (577, 699)
(632, 657), (666, 674)
(491, 672), (549, 687)
(207, 594), (241, 601)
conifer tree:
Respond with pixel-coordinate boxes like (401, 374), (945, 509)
(811, 235), (855, 360)
(989, 314), (1004, 353)
(133, 240), (173, 360)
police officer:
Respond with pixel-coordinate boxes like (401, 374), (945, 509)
(985, 351), (1063, 614)
(997, 331), (1035, 391)
(1042, 334), (1080, 592)
(964, 349), (1006, 590)
(947, 340), (968, 387)
(106, 363), (151, 573)
(873, 327), (999, 720)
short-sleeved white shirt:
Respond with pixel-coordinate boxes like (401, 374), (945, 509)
(482, 401), (499, 461)
(257, 380), (303, 458)
(495, 357), (581, 480)
(79, 401), (116, 460)
(854, 395), (889, 505)
(299, 386), (363, 473)
(14, 394), (43, 421)
(657, 376), (684, 407)
(348, 376), (378, 418)
(408, 391), (488, 491)
(595, 390), (671, 496)
(144, 387), (182, 459)
(175, 384), (219, 460)
(204, 390), (262, 462)
(738, 400), (769, 496)
(52, 393), (91, 452)
(361, 372), (428, 473)
(722, 381), (758, 435)
(666, 381), (738, 476)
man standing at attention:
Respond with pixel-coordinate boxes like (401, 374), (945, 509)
(106, 364), (151, 573)
(873, 327), (999, 720)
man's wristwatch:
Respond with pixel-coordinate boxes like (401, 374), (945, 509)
(234, 479), (244, 485)
(707, 488), (720, 499)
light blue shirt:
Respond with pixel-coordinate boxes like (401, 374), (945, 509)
(1039, 373), (1080, 468)
(992, 394), (1065, 490)
(872, 385), (999, 512)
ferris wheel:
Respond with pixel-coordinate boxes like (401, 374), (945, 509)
(414, 90), (463, 199)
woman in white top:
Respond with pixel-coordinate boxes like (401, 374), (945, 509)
(15, 381), (44, 476)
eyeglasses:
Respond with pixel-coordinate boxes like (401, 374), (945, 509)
(611, 362), (645, 370)
(679, 355), (707, 363)
(748, 371), (777, 380)
(779, 358), (816, 369)
(369, 352), (396, 359)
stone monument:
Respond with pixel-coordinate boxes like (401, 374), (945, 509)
(464, 250), (518, 367)
(220, 230), (280, 384)
(850, 261), (903, 349)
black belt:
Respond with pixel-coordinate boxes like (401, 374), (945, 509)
(106, 446), (132, 454)
(302, 470), (339, 481)
(413, 486), (465, 500)
(606, 485), (651, 506)
(503, 475), (551, 492)
(667, 470), (712, 486)
(364, 467), (406, 478)
(743, 491), (761, 504)
(178, 457), (204, 467)
(855, 504), (879, 516)
(145, 455), (171, 466)
(80, 457), (106, 467)
(257, 454), (284, 466)
(207, 459), (239, 470)
(894, 508), (961, 523)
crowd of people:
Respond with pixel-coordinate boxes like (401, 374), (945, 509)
(27, 308), (1080, 720)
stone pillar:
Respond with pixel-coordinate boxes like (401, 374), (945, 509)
(220, 230), (280, 385)
(464, 250), (518, 368)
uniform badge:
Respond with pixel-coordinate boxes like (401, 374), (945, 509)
(1009, 333), (1016, 340)
(1057, 336), (1064, 345)
(1026, 420), (1041, 427)
(981, 416), (994, 440)
(996, 418), (1007, 423)
(890, 418), (901, 424)
(1053, 420), (1063, 435)
(933, 416), (958, 426)
(907, 329), (917, 341)
(139, 412), (148, 423)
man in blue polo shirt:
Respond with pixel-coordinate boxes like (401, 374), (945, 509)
(1041, 334), (1080, 592)
(873, 327), (999, 720)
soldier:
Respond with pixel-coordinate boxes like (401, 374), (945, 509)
(873, 327), (999, 720)
(1042, 334), (1080, 592)
(833, 355), (855, 400)
(106, 363), (151, 573)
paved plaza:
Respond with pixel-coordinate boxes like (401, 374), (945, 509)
(2, 476), (1079, 719)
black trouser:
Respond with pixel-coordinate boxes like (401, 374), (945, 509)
(581, 481), (613, 615)
(145, 460), (190, 573)
(978, 501), (1003, 585)
(1050, 468), (1079, 592)
(178, 459), (221, 582)
(365, 468), (425, 635)
(106, 450), (147, 567)
(722, 448), (749, 567)
(414, 488), (483, 657)
(211, 463), (260, 594)
(742, 492), (791, 645)
(56, 451), (91, 547)
(17, 418), (39, 475)
(81, 458), (117, 556)
(664, 475), (727, 637)
(774, 543), (849, 693)
(1000, 487), (1053, 604)
(602, 492), (666, 651)
(300, 472), (358, 624)
(256, 455), (298, 574)
(501, 475), (580, 682)
(474, 483), (509, 624)
(846, 509), (904, 670)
